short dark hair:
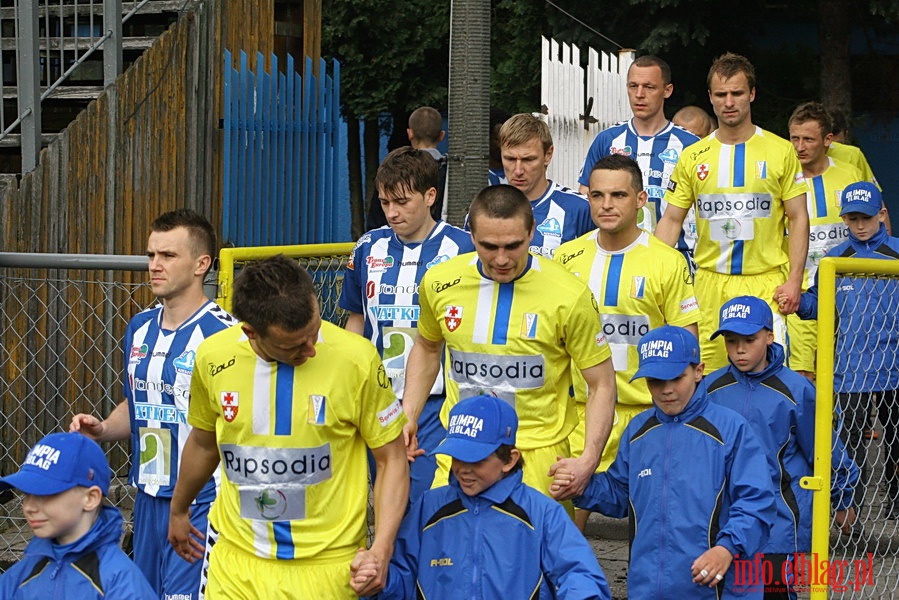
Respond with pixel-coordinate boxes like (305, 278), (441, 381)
(707, 52), (756, 90)
(591, 155), (644, 192)
(468, 184), (535, 233)
(375, 146), (439, 199)
(631, 55), (672, 85)
(407, 107), (443, 145)
(231, 255), (317, 335)
(788, 102), (833, 138)
(829, 109), (850, 137)
(495, 444), (524, 474)
(150, 209), (216, 262)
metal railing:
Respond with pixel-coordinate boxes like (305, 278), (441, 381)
(0, 0), (166, 172)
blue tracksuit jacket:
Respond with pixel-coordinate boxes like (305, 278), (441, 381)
(706, 342), (859, 554)
(0, 505), (155, 599)
(797, 224), (899, 393)
(575, 379), (776, 599)
(377, 470), (611, 599)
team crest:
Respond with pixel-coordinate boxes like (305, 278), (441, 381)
(696, 163), (710, 181)
(631, 276), (646, 299)
(536, 218), (562, 237)
(445, 305), (463, 332)
(756, 161), (767, 180)
(520, 313), (538, 339)
(659, 148), (679, 163)
(221, 392), (239, 422)
(308, 395), (326, 425)
(173, 349), (195, 375)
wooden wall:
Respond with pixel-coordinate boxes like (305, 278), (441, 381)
(0, 0), (274, 256)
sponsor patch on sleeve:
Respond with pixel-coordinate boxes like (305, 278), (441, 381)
(667, 179), (677, 192)
(680, 296), (699, 313)
(377, 399), (403, 427)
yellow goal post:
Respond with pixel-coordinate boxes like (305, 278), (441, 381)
(808, 256), (899, 600)
(216, 243), (356, 321)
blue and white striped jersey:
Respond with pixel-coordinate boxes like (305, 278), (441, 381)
(124, 301), (236, 501)
(339, 221), (474, 399)
(528, 181), (595, 259)
(579, 119), (699, 250)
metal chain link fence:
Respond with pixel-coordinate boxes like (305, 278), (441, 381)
(827, 272), (899, 598)
(0, 249), (353, 567)
(0, 264), (153, 566)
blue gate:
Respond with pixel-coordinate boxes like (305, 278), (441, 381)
(222, 50), (347, 246)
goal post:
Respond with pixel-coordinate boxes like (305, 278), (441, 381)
(810, 256), (899, 599)
(217, 243), (355, 319)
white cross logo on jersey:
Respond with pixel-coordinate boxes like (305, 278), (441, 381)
(696, 163), (710, 181)
(445, 305), (463, 332)
(221, 391), (239, 423)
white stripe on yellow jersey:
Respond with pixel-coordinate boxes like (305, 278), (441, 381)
(556, 230), (699, 406)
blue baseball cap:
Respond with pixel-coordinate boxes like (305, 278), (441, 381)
(0, 432), (110, 496)
(840, 181), (883, 217)
(432, 395), (517, 462)
(711, 296), (773, 339)
(631, 325), (701, 382)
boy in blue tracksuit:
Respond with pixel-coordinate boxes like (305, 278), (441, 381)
(791, 181), (899, 516)
(560, 325), (776, 599)
(356, 394), (611, 599)
(706, 296), (859, 599)
(0, 432), (155, 599)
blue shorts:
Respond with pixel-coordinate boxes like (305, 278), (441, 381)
(133, 491), (211, 600)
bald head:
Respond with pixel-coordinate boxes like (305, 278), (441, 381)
(673, 105), (715, 138)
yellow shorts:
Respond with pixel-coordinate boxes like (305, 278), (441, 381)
(433, 438), (574, 515)
(569, 402), (652, 472)
(204, 536), (356, 599)
(695, 268), (788, 371)
(786, 313), (816, 373)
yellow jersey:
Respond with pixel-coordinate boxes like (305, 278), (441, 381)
(555, 231), (699, 406)
(827, 142), (879, 189)
(802, 157), (862, 288)
(189, 322), (405, 561)
(665, 127), (808, 275)
(417, 252), (611, 450)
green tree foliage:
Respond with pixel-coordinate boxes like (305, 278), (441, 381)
(491, 0), (547, 114)
(323, 0), (450, 118)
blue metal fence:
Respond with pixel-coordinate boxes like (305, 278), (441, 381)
(222, 50), (347, 246)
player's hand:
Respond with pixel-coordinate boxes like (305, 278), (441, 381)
(774, 280), (801, 315)
(69, 413), (105, 440)
(549, 464), (576, 497)
(835, 507), (858, 535)
(691, 545), (733, 587)
(402, 422), (425, 463)
(547, 455), (593, 500)
(168, 509), (206, 563)
(349, 547), (389, 596)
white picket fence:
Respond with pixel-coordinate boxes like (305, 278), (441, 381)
(540, 37), (635, 190)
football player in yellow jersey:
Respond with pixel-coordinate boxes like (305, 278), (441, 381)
(556, 154), (700, 531)
(656, 52), (809, 370)
(168, 256), (409, 599)
(787, 102), (863, 379)
(828, 109), (892, 235)
(402, 184), (617, 505)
